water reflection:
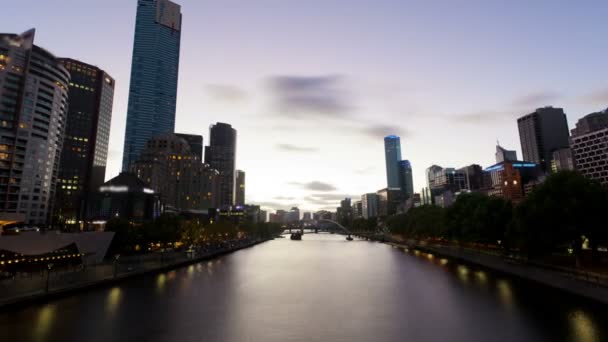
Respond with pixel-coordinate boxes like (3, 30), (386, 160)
(33, 304), (55, 342)
(105, 287), (122, 315)
(569, 309), (599, 342)
(0, 235), (607, 342)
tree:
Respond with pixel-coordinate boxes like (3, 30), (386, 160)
(512, 171), (608, 263)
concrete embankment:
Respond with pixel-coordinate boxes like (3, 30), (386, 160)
(0, 238), (271, 310)
(356, 233), (608, 305)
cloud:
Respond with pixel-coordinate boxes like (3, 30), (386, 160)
(512, 91), (561, 107)
(267, 75), (354, 118)
(204, 84), (247, 103)
(289, 181), (337, 191)
(580, 88), (608, 106)
(274, 196), (296, 200)
(276, 143), (320, 153)
(446, 110), (516, 124)
(360, 124), (410, 139)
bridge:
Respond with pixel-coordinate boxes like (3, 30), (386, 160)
(282, 219), (353, 239)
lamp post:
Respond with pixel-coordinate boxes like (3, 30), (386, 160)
(113, 254), (120, 278)
(45, 263), (54, 294)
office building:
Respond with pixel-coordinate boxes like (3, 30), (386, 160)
(384, 135), (402, 189)
(175, 133), (203, 160)
(495, 144), (517, 163)
(258, 209), (267, 223)
(54, 59), (114, 228)
(0, 30), (70, 225)
(483, 161), (542, 203)
(398, 160), (414, 199)
(458, 164), (484, 191)
(376, 188), (402, 216)
(122, 0), (182, 170)
(570, 109), (608, 184)
(204, 123), (237, 208)
(287, 207), (300, 223)
(352, 200), (362, 218)
(235, 170), (245, 206)
(361, 193), (379, 219)
(551, 148), (575, 172)
(302, 212), (312, 221)
(517, 107), (570, 172)
(131, 133), (219, 212)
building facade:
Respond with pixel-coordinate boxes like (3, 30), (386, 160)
(361, 193), (379, 219)
(495, 144), (517, 163)
(398, 160), (414, 199)
(551, 147), (575, 172)
(131, 133), (219, 212)
(517, 107), (570, 172)
(54, 59), (114, 228)
(0, 30), (70, 225)
(235, 169), (245, 206)
(384, 135), (402, 189)
(483, 161), (541, 203)
(204, 123), (237, 208)
(175, 133), (202, 160)
(570, 109), (608, 184)
(122, 0), (182, 170)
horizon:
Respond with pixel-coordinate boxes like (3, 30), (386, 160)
(4, 0), (608, 213)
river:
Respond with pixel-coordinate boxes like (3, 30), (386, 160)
(0, 234), (606, 342)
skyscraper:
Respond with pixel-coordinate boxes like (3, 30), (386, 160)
(175, 133), (203, 160)
(122, 0), (182, 170)
(384, 135), (402, 189)
(204, 123), (237, 208)
(0, 30), (70, 225)
(54, 59), (114, 228)
(517, 107), (570, 172)
(235, 170), (245, 206)
(570, 108), (608, 184)
(398, 160), (414, 199)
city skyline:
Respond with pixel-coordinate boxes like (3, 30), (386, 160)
(5, 1), (608, 212)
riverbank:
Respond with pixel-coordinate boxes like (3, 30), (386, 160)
(355, 233), (608, 305)
(0, 238), (272, 310)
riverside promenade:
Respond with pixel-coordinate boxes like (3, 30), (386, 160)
(356, 233), (608, 305)
(0, 238), (270, 309)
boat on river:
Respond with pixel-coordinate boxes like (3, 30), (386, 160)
(290, 232), (302, 240)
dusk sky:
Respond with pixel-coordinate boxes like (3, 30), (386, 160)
(5, 0), (608, 212)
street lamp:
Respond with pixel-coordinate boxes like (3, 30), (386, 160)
(45, 263), (54, 294)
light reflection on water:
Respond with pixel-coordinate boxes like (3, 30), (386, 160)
(1, 235), (607, 342)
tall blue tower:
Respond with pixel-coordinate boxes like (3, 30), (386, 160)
(384, 135), (402, 189)
(122, 0), (182, 170)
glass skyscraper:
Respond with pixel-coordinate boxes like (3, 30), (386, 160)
(384, 135), (402, 189)
(398, 160), (414, 199)
(205, 123), (237, 208)
(122, 0), (182, 170)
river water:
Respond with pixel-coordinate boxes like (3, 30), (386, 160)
(0, 234), (607, 342)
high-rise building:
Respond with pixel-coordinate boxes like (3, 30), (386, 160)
(483, 161), (542, 203)
(384, 135), (402, 189)
(517, 107), (570, 172)
(398, 160), (414, 199)
(376, 188), (402, 216)
(302, 212), (312, 221)
(204, 123), (237, 208)
(361, 193), (379, 219)
(131, 133), (219, 211)
(235, 170), (245, 206)
(495, 144), (517, 163)
(175, 133), (203, 160)
(551, 148), (575, 172)
(570, 109), (608, 184)
(0, 30), (70, 225)
(54, 59), (114, 228)
(457, 164), (484, 191)
(258, 209), (267, 223)
(122, 0), (182, 170)
(287, 207), (300, 223)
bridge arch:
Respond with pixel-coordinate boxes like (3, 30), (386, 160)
(316, 219), (352, 235)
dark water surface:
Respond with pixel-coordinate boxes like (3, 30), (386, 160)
(1, 234), (606, 342)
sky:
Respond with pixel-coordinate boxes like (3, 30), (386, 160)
(4, 0), (608, 213)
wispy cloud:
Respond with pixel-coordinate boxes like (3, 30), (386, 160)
(276, 143), (320, 153)
(579, 88), (608, 106)
(274, 196), (296, 200)
(267, 75), (354, 118)
(289, 181), (337, 191)
(205, 84), (248, 103)
(360, 124), (410, 139)
(512, 91), (560, 107)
